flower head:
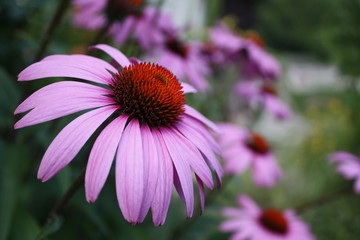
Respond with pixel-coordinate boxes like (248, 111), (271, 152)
(220, 195), (315, 240)
(235, 81), (292, 121)
(329, 151), (360, 193)
(15, 44), (223, 226)
(73, 0), (174, 50)
(146, 34), (211, 92)
(218, 123), (282, 188)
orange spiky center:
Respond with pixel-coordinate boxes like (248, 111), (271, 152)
(166, 38), (189, 58)
(111, 63), (185, 128)
(259, 209), (288, 235)
(261, 83), (277, 96)
(246, 133), (269, 154)
(244, 32), (265, 48)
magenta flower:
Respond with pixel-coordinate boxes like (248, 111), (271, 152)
(220, 195), (315, 240)
(235, 81), (292, 121)
(217, 123), (282, 188)
(14, 44), (223, 226)
(208, 22), (280, 80)
(73, 0), (174, 50)
(146, 36), (211, 92)
(329, 151), (360, 193)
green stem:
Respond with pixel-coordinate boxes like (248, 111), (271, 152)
(295, 186), (353, 214)
(35, 169), (85, 240)
(34, 0), (71, 62)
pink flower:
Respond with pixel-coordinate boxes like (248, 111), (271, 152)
(220, 195), (316, 240)
(146, 36), (211, 92)
(329, 151), (360, 193)
(235, 81), (292, 121)
(217, 123), (282, 188)
(73, 0), (174, 50)
(14, 44), (223, 226)
(208, 22), (280, 80)
(240, 42), (281, 81)
(110, 7), (176, 50)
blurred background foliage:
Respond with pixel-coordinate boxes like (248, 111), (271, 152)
(1, 0), (360, 239)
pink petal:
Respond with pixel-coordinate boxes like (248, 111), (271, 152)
(18, 55), (115, 84)
(112, 17), (136, 46)
(237, 195), (261, 215)
(150, 129), (174, 226)
(164, 128), (214, 189)
(38, 106), (117, 181)
(161, 127), (194, 218)
(115, 119), (145, 224)
(14, 93), (115, 129)
(183, 116), (222, 155)
(85, 115), (128, 203)
(137, 124), (159, 222)
(89, 44), (131, 68)
(15, 81), (112, 114)
(176, 120), (223, 185)
(184, 105), (219, 133)
(181, 82), (197, 94)
(196, 175), (205, 214)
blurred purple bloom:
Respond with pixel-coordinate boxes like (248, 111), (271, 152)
(329, 151), (360, 193)
(218, 123), (282, 188)
(14, 44), (223, 226)
(147, 36), (211, 92)
(73, 0), (175, 50)
(207, 22), (281, 80)
(220, 195), (316, 240)
(235, 81), (292, 121)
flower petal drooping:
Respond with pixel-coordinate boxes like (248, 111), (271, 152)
(14, 44), (222, 226)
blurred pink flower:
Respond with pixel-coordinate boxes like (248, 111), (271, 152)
(207, 22), (280, 80)
(73, 0), (174, 50)
(147, 36), (211, 92)
(110, 7), (176, 49)
(218, 123), (282, 188)
(235, 81), (292, 121)
(14, 44), (223, 226)
(220, 195), (315, 240)
(329, 151), (360, 193)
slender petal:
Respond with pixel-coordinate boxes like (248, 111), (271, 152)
(163, 128), (214, 189)
(184, 105), (219, 133)
(18, 55), (115, 84)
(181, 82), (197, 94)
(116, 119), (145, 224)
(151, 129), (174, 226)
(15, 81), (112, 114)
(137, 124), (159, 222)
(85, 115), (128, 203)
(176, 120), (223, 185)
(161, 128), (194, 217)
(89, 44), (131, 68)
(196, 175), (205, 213)
(38, 106), (117, 181)
(14, 93), (114, 129)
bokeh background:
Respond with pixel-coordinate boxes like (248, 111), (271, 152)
(1, 0), (360, 239)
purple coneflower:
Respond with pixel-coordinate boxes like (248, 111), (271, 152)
(220, 195), (315, 240)
(218, 123), (282, 188)
(329, 151), (360, 193)
(14, 44), (223, 226)
(146, 34), (211, 92)
(73, 0), (173, 50)
(235, 81), (292, 121)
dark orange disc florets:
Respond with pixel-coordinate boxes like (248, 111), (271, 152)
(166, 38), (189, 58)
(246, 133), (269, 154)
(111, 63), (185, 128)
(259, 209), (288, 235)
(262, 83), (277, 96)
